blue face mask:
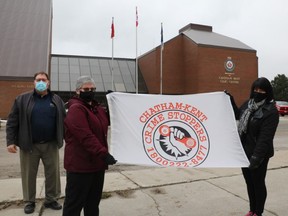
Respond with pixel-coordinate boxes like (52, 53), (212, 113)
(35, 81), (47, 92)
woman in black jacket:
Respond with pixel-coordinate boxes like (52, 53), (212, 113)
(229, 77), (279, 216)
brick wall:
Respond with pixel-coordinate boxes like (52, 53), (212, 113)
(0, 80), (34, 119)
(138, 36), (185, 94)
(195, 46), (258, 106)
(138, 34), (258, 107)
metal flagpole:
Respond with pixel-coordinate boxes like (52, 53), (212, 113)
(160, 23), (163, 94)
(111, 17), (114, 91)
(136, 7), (139, 94)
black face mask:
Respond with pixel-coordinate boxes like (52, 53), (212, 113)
(253, 92), (267, 103)
(79, 91), (96, 102)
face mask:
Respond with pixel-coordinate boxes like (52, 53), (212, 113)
(79, 91), (96, 102)
(253, 92), (267, 103)
(35, 81), (47, 92)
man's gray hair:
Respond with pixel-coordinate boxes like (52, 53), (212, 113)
(76, 76), (96, 90)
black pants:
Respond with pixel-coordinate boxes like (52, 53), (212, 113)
(242, 158), (269, 216)
(62, 171), (105, 216)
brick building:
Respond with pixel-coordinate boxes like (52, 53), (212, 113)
(0, 0), (52, 119)
(0, 2), (258, 119)
(138, 23), (258, 105)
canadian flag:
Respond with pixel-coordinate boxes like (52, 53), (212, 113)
(111, 18), (115, 38)
(136, 7), (138, 27)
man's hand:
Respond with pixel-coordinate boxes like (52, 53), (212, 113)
(7, 144), (18, 153)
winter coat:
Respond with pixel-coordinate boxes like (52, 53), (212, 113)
(239, 100), (279, 159)
(64, 97), (109, 172)
(6, 90), (66, 151)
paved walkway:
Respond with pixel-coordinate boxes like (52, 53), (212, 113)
(0, 149), (287, 216)
(1, 117), (287, 216)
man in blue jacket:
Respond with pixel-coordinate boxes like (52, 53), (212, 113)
(6, 71), (66, 214)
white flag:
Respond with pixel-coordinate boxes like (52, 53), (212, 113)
(107, 92), (249, 168)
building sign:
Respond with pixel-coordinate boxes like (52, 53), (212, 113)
(219, 76), (240, 84)
(219, 57), (240, 84)
(224, 57), (235, 73)
(11, 84), (34, 89)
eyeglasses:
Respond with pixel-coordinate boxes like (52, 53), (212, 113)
(35, 78), (48, 82)
(80, 88), (96, 92)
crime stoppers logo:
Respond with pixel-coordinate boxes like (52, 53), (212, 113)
(140, 102), (210, 168)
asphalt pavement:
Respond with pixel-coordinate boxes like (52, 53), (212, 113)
(0, 117), (287, 216)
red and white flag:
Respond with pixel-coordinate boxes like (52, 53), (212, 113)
(111, 17), (115, 38)
(136, 7), (138, 27)
(107, 92), (249, 168)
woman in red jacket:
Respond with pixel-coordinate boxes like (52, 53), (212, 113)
(62, 76), (117, 216)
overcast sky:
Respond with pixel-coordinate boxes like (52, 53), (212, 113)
(52, 0), (288, 81)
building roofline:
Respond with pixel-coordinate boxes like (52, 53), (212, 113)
(179, 23), (212, 33)
(196, 43), (257, 53)
(181, 30), (255, 51)
(137, 48), (157, 59)
(51, 54), (135, 61)
(181, 33), (256, 53)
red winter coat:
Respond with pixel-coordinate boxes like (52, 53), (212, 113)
(64, 97), (109, 172)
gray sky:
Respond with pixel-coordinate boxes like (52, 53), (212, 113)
(52, 0), (288, 81)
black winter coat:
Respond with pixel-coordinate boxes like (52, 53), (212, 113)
(6, 90), (66, 151)
(238, 100), (279, 159)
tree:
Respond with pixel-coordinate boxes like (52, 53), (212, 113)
(271, 74), (288, 101)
